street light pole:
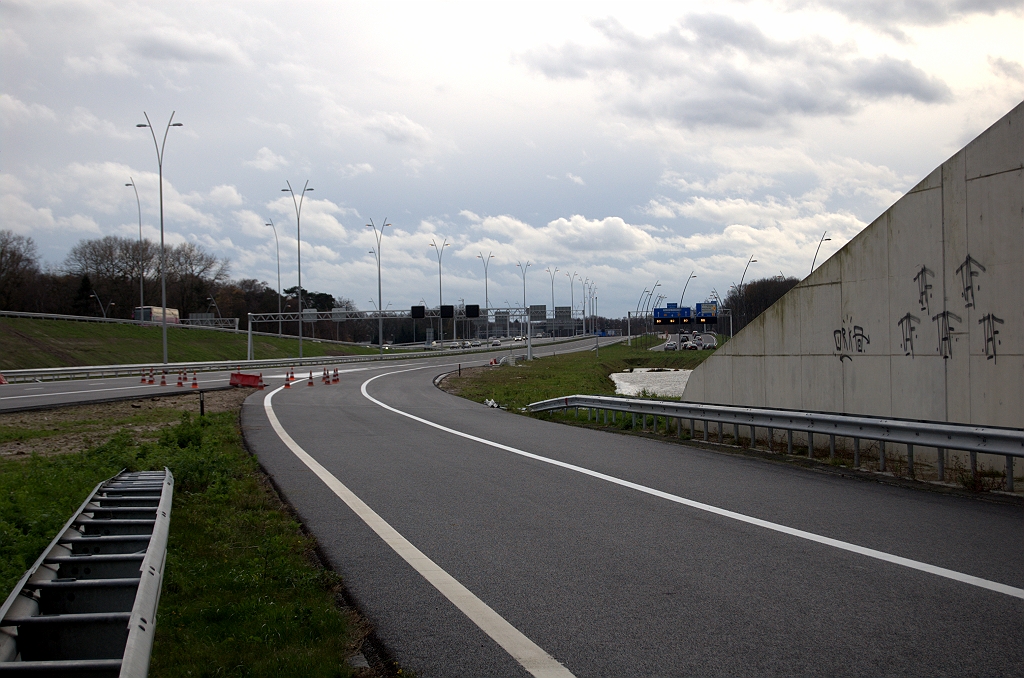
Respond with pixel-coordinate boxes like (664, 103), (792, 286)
(739, 255), (757, 291)
(565, 270), (578, 336)
(517, 260), (531, 337)
(545, 266), (558, 335)
(811, 231), (831, 274)
(477, 251), (494, 338)
(430, 238), (449, 344)
(137, 112), (183, 364)
(679, 271), (696, 308)
(265, 219), (282, 336)
(125, 178), (144, 318)
(368, 218), (390, 356)
(282, 180), (314, 358)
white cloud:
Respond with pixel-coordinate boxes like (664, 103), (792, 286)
(68, 106), (133, 139)
(245, 147), (289, 171)
(207, 185), (244, 207)
(566, 173), (585, 185)
(0, 93), (56, 126)
(365, 111), (432, 146)
(338, 162), (374, 178)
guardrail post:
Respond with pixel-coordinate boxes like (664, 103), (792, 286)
(750, 425), (756, 449)
(733, 423), (740, 447)
(690, 418), (695, 438)
(907, 444), (915, 478)
(787, 429), (793, 455)
(632, 413), (636, 429)
(808, 431), (814, 459)
(937, 447), (944, 481)
(717, 422), (723, 444)
(830, 435), (836, 461)
(854, 438), (860, 468)
(879, 441), (886, 472)
(1006, 455), (1015, 492)
(677, 417), (682, 438)
(703, 420), (708, 442)
(970, 451), (977, 480)
(767, 427), (773, 452)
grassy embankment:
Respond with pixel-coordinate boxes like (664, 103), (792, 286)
(0, 396), (369, 677)
(0, 316), (381, 370)
(443, 340), (715, 411)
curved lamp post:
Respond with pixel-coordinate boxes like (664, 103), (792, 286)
(265, 219), (282, 336)
(137, 112), (183, 363)
(368, 218), (390, 355)
(565, 270), (578, 336)
(477, 251), (494, 337)
(545, 266), (559, 333)
(125, 178), (144, 317)
(679, 271), (696, 308)
(282, 180), (313, 358)
(430, 238), (449, 343)
(517, 260), (531, 336)
(811, 231), (831, 274)
(739, 255), (757, 291)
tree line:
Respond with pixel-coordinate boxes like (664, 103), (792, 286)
(721, 275), (800, 335)
(0, 230), (377, 340)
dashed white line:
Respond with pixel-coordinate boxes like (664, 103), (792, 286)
(359, 367), (1024, 601)
(263, 384), (576, 678)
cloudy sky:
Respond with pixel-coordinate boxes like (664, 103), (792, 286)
(2, 1), (1022, 316)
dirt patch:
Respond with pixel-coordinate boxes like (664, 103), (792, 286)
(0, 388), (254, 459)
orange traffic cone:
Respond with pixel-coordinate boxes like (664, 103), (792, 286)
(307, 371), (314, 387)
(332, 368), (339, 383)
(148, 368), (155, 385)
(176, 372), (184, 387)
(140, 371), (147, 384)
(288, 368), (295, 381)
(283, 375), (291, 389)
(257, 373), (265, 390)
(191, 372), (198, 388)
(159, 371), (167, 387)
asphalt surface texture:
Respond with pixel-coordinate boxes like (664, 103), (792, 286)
(237, 342), (1023, 677)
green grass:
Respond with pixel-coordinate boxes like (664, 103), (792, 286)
(444, 340), (716, 411)
(0, 411), (360, 676)
(0, 317), (380, 369)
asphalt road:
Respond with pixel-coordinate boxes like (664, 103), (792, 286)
(239, 345), (1023, 676)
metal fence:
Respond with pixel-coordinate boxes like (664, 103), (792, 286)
(0, 469), (174, 676)
(528, 394), (1023, 491)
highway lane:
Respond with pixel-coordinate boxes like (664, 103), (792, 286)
(241, 353), (1023, 676)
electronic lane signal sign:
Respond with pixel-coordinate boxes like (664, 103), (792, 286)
(440, 305), (455, 319)
(411, 305), (425, 319)
(466, 304), (480, 318)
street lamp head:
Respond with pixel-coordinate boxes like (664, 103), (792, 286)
(136, 124), (148, 128)
(125, 182), (132, 186)
(824, 238), (831, 242)
(281, 188), (289, 192)
(304, 187), (313, 192)
(170, 123), (183, 127)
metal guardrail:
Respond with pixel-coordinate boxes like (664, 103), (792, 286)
(0, 469), (174, 676)
(0, 335), (601, 383)
(528, 395), (1023, 491)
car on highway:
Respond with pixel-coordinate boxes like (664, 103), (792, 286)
(513, 335), (523, 342)
(491, 339), (502, 347)
(471, 340), (481, 347)
(462, 340), (472, 348)
(665, 341), (677, 351)
(448, 342), (461, 349)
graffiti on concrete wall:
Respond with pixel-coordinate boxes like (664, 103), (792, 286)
(914, 265), (934, 315)
(898, 313), (920, 357)
(932, 310), (962, 359)
(834, 314), (870, 362)
(956, 254), (985, 309)
(979, 313), (1004, 362)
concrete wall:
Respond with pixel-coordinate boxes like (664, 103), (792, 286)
(683, 100), (1024, 429)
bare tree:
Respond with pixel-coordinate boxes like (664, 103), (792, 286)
(168, 242), (230, 316)
(0, 230), (40, 310)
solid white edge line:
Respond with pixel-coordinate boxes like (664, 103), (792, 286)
(360, 369), (1024, 601)
(0, 379), (231, 401)
(263, 384), (575, 678)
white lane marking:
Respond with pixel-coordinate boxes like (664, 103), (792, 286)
(360, 369), (1024, 601)
(0, 379), (229, 401)
(263, 385), (575, 678)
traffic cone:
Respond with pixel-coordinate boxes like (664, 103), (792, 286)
(288, 368), (295, 381)
(307, 371), (314, 387)
(159, 371), (167, 387)
(257, 373), (265, 390)
(191, 372), (198, 388)
(176, 372), (183, 387)
(283, 375), (291, 389)
(148, 368), (155, 385)
(332, 368), (339, 383)
(140, 371), (147, 384)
